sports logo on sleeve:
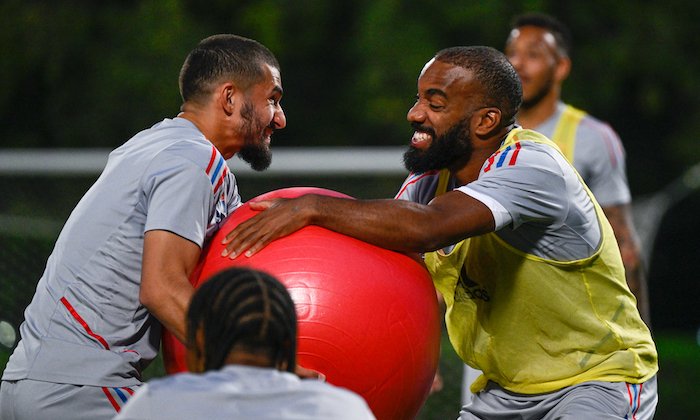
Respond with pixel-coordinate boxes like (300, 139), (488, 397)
(484, 142), (521, 173)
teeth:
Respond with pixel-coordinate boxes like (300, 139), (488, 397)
(413, 132), (430, 142)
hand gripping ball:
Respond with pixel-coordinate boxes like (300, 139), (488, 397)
(162, 187), (441, 420)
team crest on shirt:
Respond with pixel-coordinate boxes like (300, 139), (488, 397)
(454, 264), (490, 302)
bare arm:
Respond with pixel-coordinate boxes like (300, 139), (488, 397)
(222, 191), (495, 258)
(603, 203), (651, 326)
(141, 230), (201, 342)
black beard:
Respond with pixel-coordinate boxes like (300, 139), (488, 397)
(520, 73), (555, 110)
(237, 101), (272, 171)
(403, 118), (472, 173)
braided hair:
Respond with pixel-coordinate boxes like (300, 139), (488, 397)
(186, 267), (297, 372)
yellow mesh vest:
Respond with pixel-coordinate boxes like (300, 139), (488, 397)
(551, 104), (586, 162)
(426, 128), (657, 394)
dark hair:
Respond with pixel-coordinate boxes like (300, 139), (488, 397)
(435, 46), (522, 127)
(511, 13), (572, 57)
(179, 34), (280, 104)
(186, 267), (297, 372)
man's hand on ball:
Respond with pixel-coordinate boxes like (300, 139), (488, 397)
(221, 196), (314, 258)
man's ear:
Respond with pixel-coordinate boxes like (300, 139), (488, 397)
(219, 82), (237, 116)
(472, 107), (502, 137)
(555, 56), (571, 83)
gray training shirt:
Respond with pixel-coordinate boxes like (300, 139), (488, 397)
(533, 102), (631, 207)
(3, 117), (241, 387)
(395, 131), (601, 261)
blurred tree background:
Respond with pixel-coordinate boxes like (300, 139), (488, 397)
(2, 0), (699, 192)
(1, 0), (698, 185)
(2, 0), (700, 418)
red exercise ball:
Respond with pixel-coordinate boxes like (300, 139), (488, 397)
(161, 187), (441, 420)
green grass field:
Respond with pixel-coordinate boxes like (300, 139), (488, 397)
(2, 331), (697, 418)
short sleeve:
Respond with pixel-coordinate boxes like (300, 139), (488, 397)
(573, 119), (631, 207)
(142, 152), (216, 248)
(457, 142), (569, 230)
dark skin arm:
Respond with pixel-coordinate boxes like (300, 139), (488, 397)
(602, 203), (651, 326)
(222, 191), (495, 258)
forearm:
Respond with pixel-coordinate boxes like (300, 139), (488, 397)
(226, 191), (495, 259)
(308, 195), (448, 252)
(141, 278), (194, 342)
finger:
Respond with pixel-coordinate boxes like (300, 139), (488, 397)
(221, 200), (279, 245)
(247, 198), (279, 210)
(224, 222), (276, 259)
(220, 220), (259, 257)
(295, 364), (325, 381)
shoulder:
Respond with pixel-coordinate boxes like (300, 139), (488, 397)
(296, 380), (375, 416)
(483, 133), (564, 177)
(577, 112), (622, 144)
(573, 112), (626, 167)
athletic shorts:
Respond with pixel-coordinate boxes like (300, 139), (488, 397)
(0, 379), (139, 420)
(460, 375), (658, 420)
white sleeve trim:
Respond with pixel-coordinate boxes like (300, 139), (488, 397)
(456, 186), (512, 229)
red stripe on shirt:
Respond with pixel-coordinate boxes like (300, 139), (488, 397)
(122, 387), (135, 396)
(60, 297), (110, 350)
(102, 387), (121, 412)
(395, 171), (439, 199)
(634, 383), (643, 419)
(205, 147), (217, 174)
(508, 142), (521, 166)
(484, 152), (500, 173)
(213, 165), (228, 194)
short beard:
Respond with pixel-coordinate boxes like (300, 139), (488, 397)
(237, 100), (272, 171)
(403, 118), (472, 173)
(521, 73), (555, 110)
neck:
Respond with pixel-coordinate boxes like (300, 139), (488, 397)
(225, 352), (278, 369)
(179, 105), (235, 159)
(451, 126), (513, 185)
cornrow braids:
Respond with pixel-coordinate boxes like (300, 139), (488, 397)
(186, 267), (297, 373)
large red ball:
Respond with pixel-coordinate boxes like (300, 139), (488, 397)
(162, 187), (441, 420)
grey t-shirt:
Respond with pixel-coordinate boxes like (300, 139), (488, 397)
(114, 365), (376, 420)
(3, 117), (241, 387)
(533, 102), (631, 207)
(395, 133), (601, 261)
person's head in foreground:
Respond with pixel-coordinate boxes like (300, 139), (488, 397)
(185, 267), (297, 373)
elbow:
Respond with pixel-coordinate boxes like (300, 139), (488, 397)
(403, 229), (449, 253)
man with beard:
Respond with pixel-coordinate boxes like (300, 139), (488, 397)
(221, 46), (659, 419)
(460, 14), (651, 406)
(505, 13), (649, 325)
(0, 34), (287, 419)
